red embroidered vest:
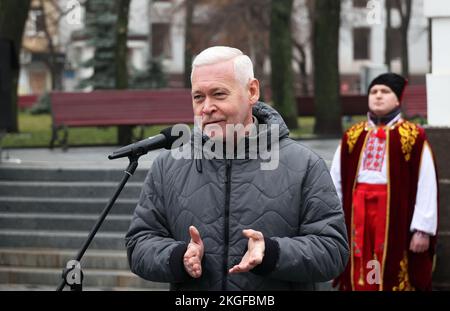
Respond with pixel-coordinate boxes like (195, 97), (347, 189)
(337, 120), (438, 291)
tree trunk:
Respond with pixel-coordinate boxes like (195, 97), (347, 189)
(385, 0), (392, 71)
(116, 0), (130, 89)
(428, 18), (432, 73)
(0, 0), (31, 133)
(293, 40), (309, 96)
(39, 0), (61, 91)
(253, 41), (267, 101)
(116, 0), (132, 145)
(247, 1), (270, 102)
(400, 25), (409, 79)
(396, 0), (412, 79)
(313, 0), (342, 136)
(184, 0), (195, 88)
(270, 0), (298, 129)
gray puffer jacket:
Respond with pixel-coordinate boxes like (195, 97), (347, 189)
(125, 102), (349, 290)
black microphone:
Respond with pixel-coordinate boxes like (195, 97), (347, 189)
(108, 126), (189, 160)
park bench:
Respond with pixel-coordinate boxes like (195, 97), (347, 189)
(296, 84), (427, 119)
(401, 84), (427, 119)
(297, 95), (368, 116)
(49, 90), (194, 149)
(18, 94), (38, 110)
(49, 85), (427, 149)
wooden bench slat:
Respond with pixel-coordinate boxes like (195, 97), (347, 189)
(49, 87), (427, 149)
(296, 85), (427, 118)
(51, 90), (194, 127)
(49, 90), (195, 148)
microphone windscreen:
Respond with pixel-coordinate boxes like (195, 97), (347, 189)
(160, 125), (190, 149)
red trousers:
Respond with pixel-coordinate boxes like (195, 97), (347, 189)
(352, 183), (387, 291)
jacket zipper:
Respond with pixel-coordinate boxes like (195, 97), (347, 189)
(222, 159), (232, 290)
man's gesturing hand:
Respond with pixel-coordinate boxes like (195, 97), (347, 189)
(183, 226), (204, 278)
(229, 229), (265, 274)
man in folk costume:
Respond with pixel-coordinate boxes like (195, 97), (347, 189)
(330, 73), (438, 291)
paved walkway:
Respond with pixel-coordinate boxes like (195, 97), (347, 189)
(0, 139), (340, 170)
(0, 146), (159, 171)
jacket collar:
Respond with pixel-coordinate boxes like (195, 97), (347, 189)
(192, 101), (289, 160)
(368, 107), (402, 126)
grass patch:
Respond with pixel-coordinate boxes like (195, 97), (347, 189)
(2, 113), (53, 148)
(289, 117), (315, 139)
(289, 115), (367, 139)
(1, 112), (176, 148)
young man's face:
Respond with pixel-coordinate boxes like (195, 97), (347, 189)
(191, 59), (259, 140)
(368, 84), (400, 117)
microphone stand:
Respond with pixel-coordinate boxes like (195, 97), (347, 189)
(56, 155), (139, 291)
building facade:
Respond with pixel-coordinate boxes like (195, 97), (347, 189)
(19, 0), (431, 95)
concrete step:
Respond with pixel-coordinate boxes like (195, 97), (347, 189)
(0, 166), (163, 290)
(0, 181), (143, 199)
(0, 167), (148, 182)
(0, 248), (130, 270)
(0, 213), (132, 232)
(0, 230), (125, 250)
(0, 197), (137, 215)
(0, 266), (168, 290)
(432, 283), (450, 291)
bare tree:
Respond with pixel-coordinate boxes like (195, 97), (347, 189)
(32, 0), (86, 91)
(197, 0), (300, 127)
(116, 0), (131, 90)
(38, 0), (59, 90)
(116, 0), (132, 144)
(394, 0), (412, 79)
(178, 0), (271, 97)
(183, 0), (196, 88)
(292, 39), (309, 96)
(292, 0), (316, 97)
(385, 0), (393, 71)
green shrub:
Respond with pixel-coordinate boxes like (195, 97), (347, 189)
(29, 92), (51, 115)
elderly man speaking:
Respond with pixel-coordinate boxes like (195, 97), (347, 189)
(125, 46), (349, 290)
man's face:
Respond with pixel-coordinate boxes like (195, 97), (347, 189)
(368, 84), (400, 117)
(191, 60), (259, 140)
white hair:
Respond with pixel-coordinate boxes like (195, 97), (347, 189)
(190, 46), (255, 88)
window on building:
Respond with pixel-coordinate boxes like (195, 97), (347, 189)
(152, 23), (171, 59)
(26, 7), (46, 36)
(73, 46), (83, 65)
(353, 0), (367, 8)
(35, 9), (46, 33)
(29, 70), (48, 94)
(353, 27), (371, 60)
(127, 47), (134, 70)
